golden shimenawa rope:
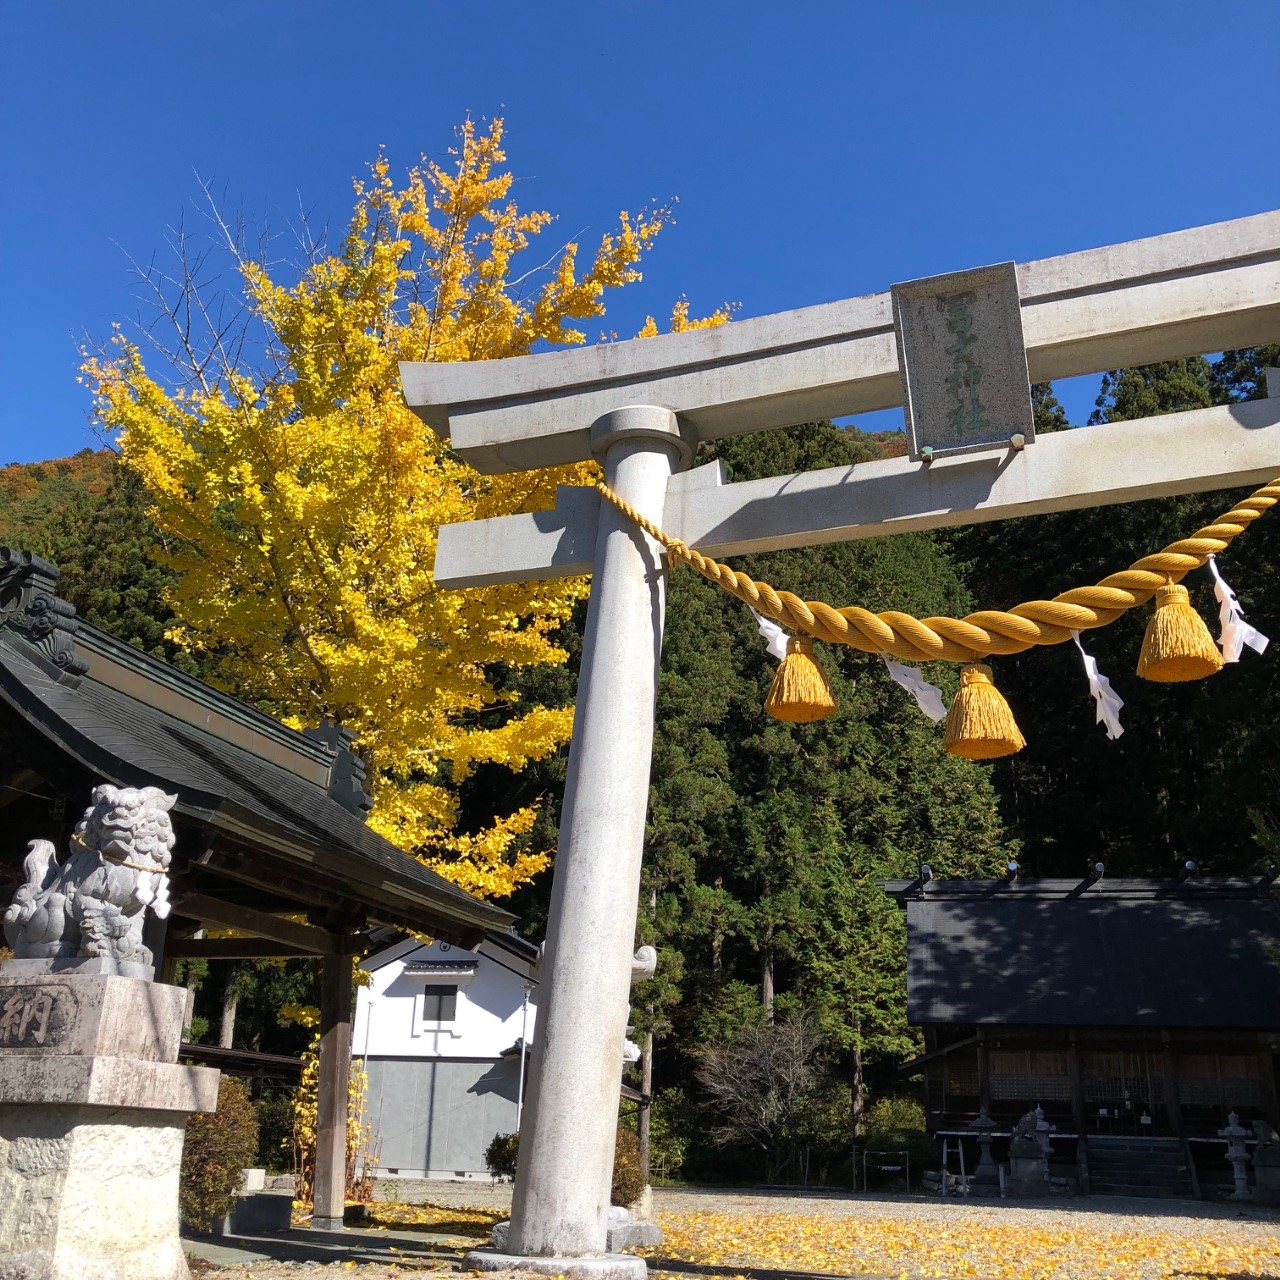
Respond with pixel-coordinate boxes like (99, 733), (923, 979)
(596, 474), (1280, 665)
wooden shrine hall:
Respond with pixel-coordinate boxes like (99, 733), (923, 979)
(884, 873), (1280, 1194)
(0, 547), (518, 1228)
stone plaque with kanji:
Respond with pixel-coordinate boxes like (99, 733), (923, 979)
(0, 982), (78, 1048)
(892, 261), (1035, 461)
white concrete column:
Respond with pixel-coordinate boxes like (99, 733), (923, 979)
(506, 406), (689, 1259)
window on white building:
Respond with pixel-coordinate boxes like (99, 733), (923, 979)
(422, 984), (458, 1023)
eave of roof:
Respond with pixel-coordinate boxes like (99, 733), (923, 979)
(883, 876), (1277, 902)
(403, 961), (478, 975)
(75, 622), (333, 774)
(0, 635), (514, 940)
(484, 928), (541, 963)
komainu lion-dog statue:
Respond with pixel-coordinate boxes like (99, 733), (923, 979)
(3, 783), (176, 967)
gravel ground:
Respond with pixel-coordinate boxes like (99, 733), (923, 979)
(189, 1180), (1280, 1279)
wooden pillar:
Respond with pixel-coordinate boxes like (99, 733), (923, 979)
(1258, 1038), (1280, 1128)
(1162, 1031), (1186, 1140)
(638, 1031), (653, 1181)
(313, 950), (354, 1231)
(1069, 1031), (1090, 1194)
(1068, 1033), (1086, 1134)
(976, 1027), (991, 1115)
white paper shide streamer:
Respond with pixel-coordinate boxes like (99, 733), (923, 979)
(751, 610), (791, 662)
(1071, 631), (1124, 740)
(1208, 555), (1269, 663)
(881, 656), (947, 723)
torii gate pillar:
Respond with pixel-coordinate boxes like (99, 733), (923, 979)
(505, 407), (688, 1271)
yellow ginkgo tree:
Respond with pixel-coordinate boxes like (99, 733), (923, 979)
(84, 117), (728, 899)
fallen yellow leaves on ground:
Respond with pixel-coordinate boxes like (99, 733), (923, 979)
(646, 1206), (1280, 1279)
(368, 1199), (502, 1242)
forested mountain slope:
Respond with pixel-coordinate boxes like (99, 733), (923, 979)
(0, 448), (197, 670)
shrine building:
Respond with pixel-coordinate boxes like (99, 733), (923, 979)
(0, 546), (518, 1229)
(884, 873), (1280, 1195)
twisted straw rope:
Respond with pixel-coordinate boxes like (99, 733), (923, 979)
(597, 474), (1280, 664)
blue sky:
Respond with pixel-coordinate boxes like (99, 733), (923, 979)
(1, 1), (1277, 465)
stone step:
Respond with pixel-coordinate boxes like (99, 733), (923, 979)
(1088, 1153), (1186, 1169)
(1087, 1138), (1182, 1152)
(1089, 1157), (1185, 1168)
(1085, 1136), (1195, 1199)
(1090, 1170), (1192, 1184)
(1090, 1169), (1189, 1183)
(1090, 1182), (1194, 1198)
(1085, 1162), (1182, 1172)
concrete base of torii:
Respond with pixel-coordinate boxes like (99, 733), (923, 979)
(464, 1250), (647, 1280)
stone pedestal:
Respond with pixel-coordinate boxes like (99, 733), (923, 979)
(1008, 1151), (1050, 1196)
(968, 1107), (1000, 1196)
(0, 966), (219, 1280)
(465, 1248), (647, 1280)
(488, 1207), (661, 1261)
(1254, 1146), (1280, 1204)
(1006, 1106), (1054, 1197)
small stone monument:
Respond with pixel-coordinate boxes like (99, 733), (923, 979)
(0, 783), (219, 1280)
(1219, 1110), (1251, 1200)
(1007, 1105), (1054, 1196)
(1252, 1121), (1280, 1204)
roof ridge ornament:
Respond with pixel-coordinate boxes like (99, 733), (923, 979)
(302, 720), (374, 818)
(0, 547), (89, 681)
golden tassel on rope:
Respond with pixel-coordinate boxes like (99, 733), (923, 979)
(1136, 582), (1223, 683)
(764, 635), (837, 723)
(943, 663), (1026, 760)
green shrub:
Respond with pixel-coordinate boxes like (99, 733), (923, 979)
(180, 1076), (261, 1231)
(864, 1095), (926, 1142)
(255, 1088), (295, 1173)
(611, 1126), (645, 1206)
(862, 1093), (936, 1186)
(484, 1131), (521, 1181)
(483, 1128), (647, 1205)
(619, 1090), (691, 1179)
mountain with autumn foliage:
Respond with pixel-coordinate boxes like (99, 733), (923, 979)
(0, 448), (115, 548)
(0, 448), (200, 672)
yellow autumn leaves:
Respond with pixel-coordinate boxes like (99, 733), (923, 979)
(221, 1196), (1280, 1278)
(650, 1204), (1280, 1280)
(82, 118), (727, 900)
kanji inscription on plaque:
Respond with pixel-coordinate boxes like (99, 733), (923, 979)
(0, 983), (76, 1047)
(892, 261), (1035, 462)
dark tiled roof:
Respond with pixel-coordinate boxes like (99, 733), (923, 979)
(906, 889), (1280, 1029)
(0, 630), (514, 939)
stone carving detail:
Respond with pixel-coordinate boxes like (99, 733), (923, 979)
(630, 945), (657, 983)
(0, 547), (89, 677)
(623, 946), (659, 1063)
(0, 981), (77, 1046)
(1009, 1103), (1054, 1156)
(3, 784), (176, 967)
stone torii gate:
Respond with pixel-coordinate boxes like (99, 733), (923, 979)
(401, 212), (1280, 1277)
